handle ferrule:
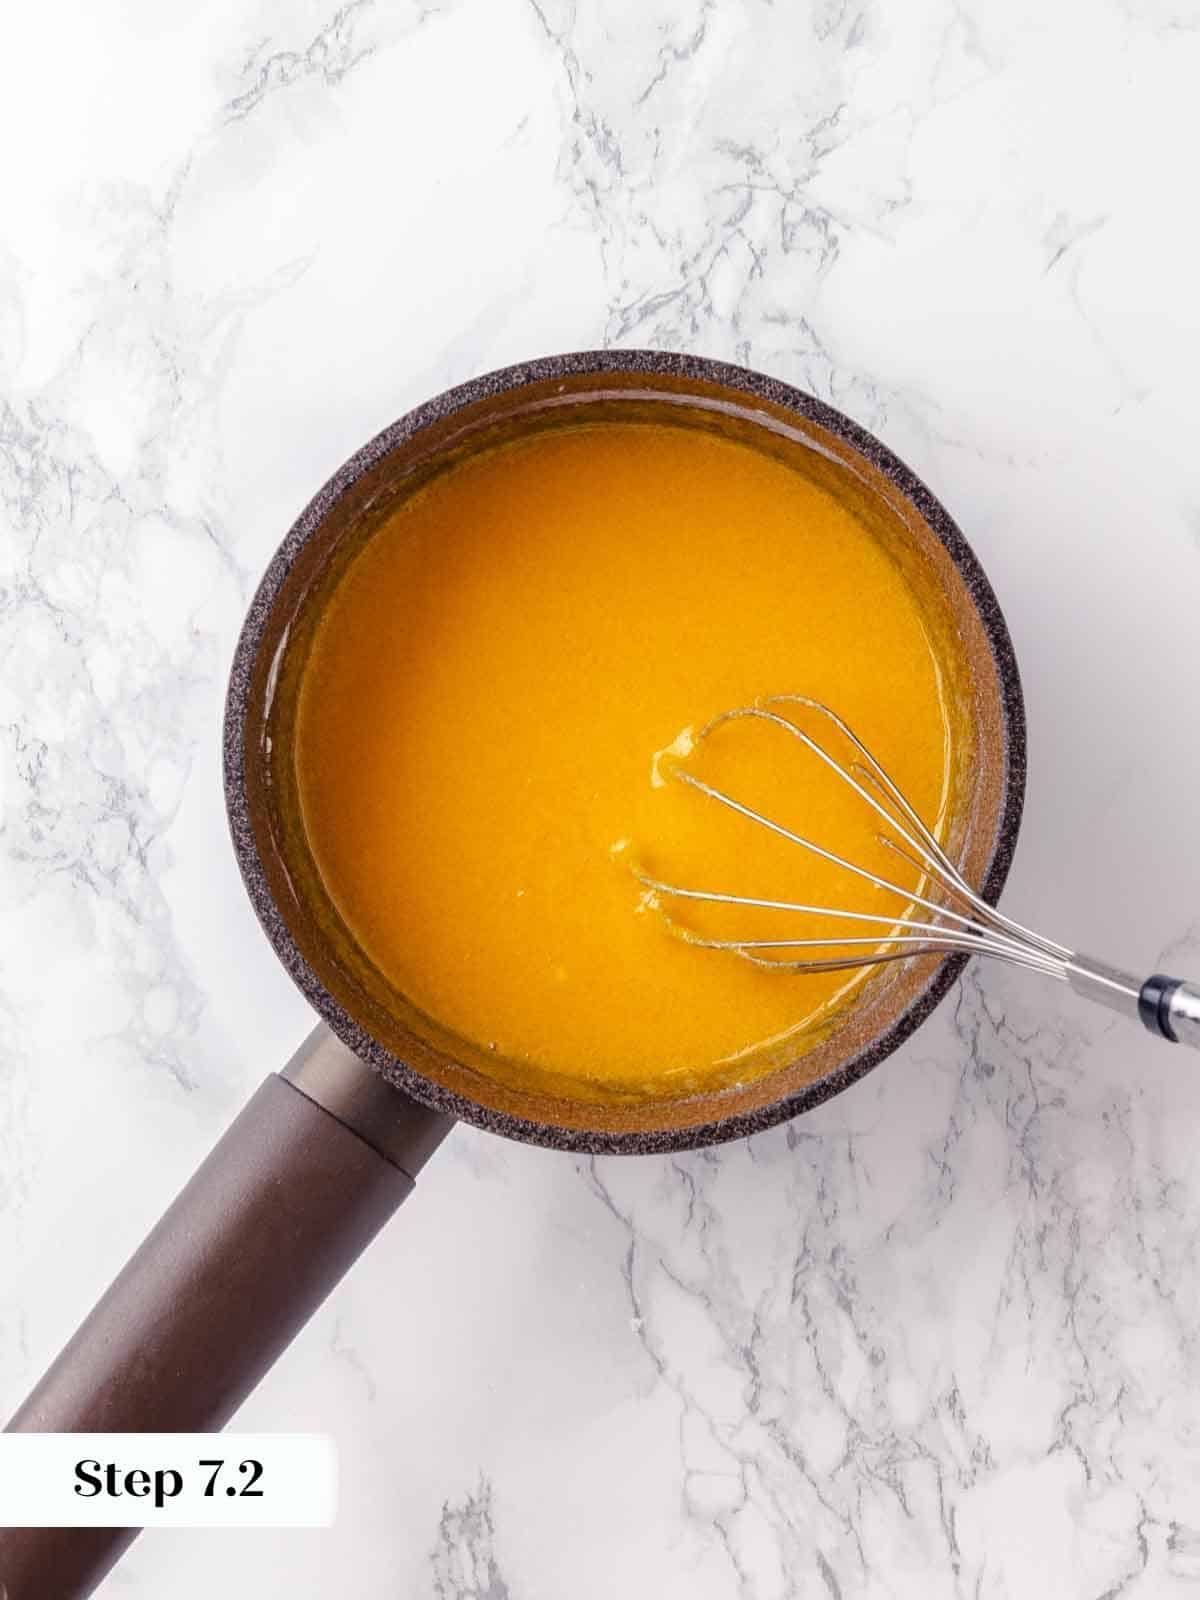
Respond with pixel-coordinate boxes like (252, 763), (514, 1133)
(282, 1023), (450, 1174)
(1066, 955), (1142, 1020)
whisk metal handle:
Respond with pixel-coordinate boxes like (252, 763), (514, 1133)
(1069, 956), (1200, 1048)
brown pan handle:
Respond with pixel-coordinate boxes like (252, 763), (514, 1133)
(0, 1026), (453, 1600)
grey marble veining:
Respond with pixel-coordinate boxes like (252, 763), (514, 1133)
(2, 1), (1200, 1595)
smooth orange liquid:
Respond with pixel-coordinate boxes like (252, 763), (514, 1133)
(295, 422), (958, 1093)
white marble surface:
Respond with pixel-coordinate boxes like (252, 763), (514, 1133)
(3, 0), (1200, 1594)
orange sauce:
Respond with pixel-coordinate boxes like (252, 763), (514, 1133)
(294, 422), (959, 1093)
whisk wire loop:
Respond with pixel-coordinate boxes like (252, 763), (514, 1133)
(637, 697), (1073, 984)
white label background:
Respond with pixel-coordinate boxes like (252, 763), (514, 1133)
(0, 1434), (338, 1527)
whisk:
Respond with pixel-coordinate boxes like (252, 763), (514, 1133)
(635, 695), (1200, 1051)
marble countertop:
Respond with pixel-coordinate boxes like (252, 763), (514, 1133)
(4, 1), (1200, 1595)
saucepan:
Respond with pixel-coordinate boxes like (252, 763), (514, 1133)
(0, 351), (1025, 1597)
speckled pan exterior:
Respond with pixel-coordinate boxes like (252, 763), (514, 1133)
(224, 350), (1026, 1155)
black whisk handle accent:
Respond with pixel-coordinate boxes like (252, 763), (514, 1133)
(1138, 974), (1200, 1048)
